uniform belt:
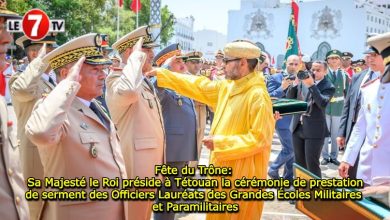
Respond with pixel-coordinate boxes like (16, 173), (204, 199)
(330, 96), (344, 103)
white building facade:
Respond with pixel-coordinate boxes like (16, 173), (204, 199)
(193, 29), (227, 60)
(228, 0), (390, 68)
(168, 16), (195, 53)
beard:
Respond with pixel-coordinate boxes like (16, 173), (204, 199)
(224, 63), (240, 80)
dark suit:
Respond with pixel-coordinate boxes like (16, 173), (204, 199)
(266, 73), (294, 181)
(286, 78), (335, 177)
(338, 69), (369, 142)
(338, 69), (374, 178)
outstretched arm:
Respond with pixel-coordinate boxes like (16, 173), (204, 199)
(154, 68), (221, 109)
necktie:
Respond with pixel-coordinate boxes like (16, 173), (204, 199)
(144, 77), (155, 93)
(364, 71), (374, 84)
(48, 76), (56, 87)
(89, 102), (109, 129)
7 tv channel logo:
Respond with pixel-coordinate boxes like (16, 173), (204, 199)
(7, 9), (65, 41)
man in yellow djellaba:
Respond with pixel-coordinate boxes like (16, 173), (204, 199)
(147, 40), (275, 220)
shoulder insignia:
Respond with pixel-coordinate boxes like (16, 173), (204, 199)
(361, 77), (379, 88)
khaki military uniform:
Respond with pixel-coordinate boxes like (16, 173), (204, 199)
(25, 79), (128, 220)
(0, 96), (30, 220)
(9, 57), (53, 219)
(106, 50), (165, 220)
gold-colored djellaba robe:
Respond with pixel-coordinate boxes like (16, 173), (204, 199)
(155, 69), (275, 220)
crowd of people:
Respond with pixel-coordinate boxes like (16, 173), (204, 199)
(1, 1), (390, 220)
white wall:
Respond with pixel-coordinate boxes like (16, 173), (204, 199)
(228, 0), (381, 67)
(194, 29), (227, 60)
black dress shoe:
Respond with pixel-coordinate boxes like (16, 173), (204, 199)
(320, 159), (329, 165)
(330, 158), (340, 166)
(268, 170), (280, 180)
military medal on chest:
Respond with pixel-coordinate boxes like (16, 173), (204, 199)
(90, 143), (98, 158)
(80, 122), (89, 130)
(176, 93), (183, 106)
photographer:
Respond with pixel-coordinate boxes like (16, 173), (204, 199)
(286, 61), (335, 177)
(266, 55), (299, 181)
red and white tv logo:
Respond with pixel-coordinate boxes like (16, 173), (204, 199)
(7, 9), (65, 40)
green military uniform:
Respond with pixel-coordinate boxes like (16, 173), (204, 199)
(322, 49), (350, 164)
(325, 67), (349, 116)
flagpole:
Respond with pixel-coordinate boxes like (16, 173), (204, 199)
(136, 0), (139, 28)
(117, 1), (120, 40)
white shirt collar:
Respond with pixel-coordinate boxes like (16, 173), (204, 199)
(315, 78), (323, 85)
(41, 73), (50, 81)
(77, 97), (91, 107)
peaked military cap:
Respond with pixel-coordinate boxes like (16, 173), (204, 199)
(112, 26), (159, 54)
(0, 0), (20, 19)
(43, 33), (112, 70)
(258, 52), (268, 64)
(326, 49), (342, 59)
(184, 51), (203, 62)
(353, 59), (366, 65)
(153, 43), (186, 67)
(341, 52), (353, 59)
(215, 49), (224, 58)
(368, 32), (390, 65)
(364, 46), (379, 54)
(15, 33), (58, 49)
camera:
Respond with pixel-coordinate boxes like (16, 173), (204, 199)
(282, 72), (296, 81)
(285, 74), (296, 81)
(297, 70), (313, 80)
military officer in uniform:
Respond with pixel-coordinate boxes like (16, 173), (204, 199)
(184, 51), (207, 168)
(341, 52), (355, 78)
(25, 33), (128, 220)
(9, 34), (58, 220)
(152, 44), (198, 220)
(339, 32), (390, 186)
(0, 1), (30, 219)
(106, 26), (164, 220)
(337, 46), (382, 179)
(321, 49), (350, 166)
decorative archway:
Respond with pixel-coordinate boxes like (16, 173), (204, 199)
(311, 41), (331, 61)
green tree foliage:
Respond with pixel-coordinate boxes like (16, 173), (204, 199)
(121, 0), (174, 46)
(7, 0), (174, 46)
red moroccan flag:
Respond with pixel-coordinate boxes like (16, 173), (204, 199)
(131, 0), (142, 13)
(292, 0), (299, 32)
(119, 0), (123, 7)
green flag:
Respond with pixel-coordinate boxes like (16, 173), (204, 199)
(283, 0), (300, 69)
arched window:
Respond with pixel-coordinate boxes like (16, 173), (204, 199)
(311, 41), (331, 61)
(255, 42), (265, 52)
(255, 42), (269, 57)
